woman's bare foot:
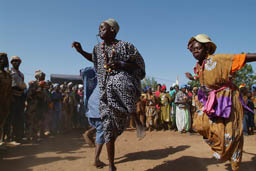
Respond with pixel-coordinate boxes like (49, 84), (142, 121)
(93, 160), (106, 168)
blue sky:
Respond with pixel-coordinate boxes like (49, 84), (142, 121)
(1, 0), (256, 88)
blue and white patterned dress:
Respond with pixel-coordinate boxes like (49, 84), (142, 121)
(92, 40), (145, 142)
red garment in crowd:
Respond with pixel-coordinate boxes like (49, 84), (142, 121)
(188, 91), (193, 97)
(77, 89), (83, 98)
(155, 91), (160, 98)
(155, 91), (161, 110)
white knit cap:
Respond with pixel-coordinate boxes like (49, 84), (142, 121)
(104, 18), (120, 34)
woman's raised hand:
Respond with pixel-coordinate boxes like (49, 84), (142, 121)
(72, 41), (83, 53)
(185, 72), (194, 80)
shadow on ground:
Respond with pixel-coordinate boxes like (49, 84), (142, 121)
(115, 145), (190, 164)
(0, 129), (86, 171)
(145, 151), (256, 171)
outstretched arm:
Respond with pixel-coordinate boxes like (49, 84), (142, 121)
(245, 53), (256, 63)
(72, 41), (93, 62)
(185, 72), (194, 80)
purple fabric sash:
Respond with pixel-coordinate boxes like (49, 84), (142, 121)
(198, 86), (252, 119)
(203, 86), (229, 116)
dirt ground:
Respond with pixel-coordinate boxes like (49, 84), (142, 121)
(0, 129), (255, 171)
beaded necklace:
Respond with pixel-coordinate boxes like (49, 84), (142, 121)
(193, 59), (207, 80)
(101, 41), (117, 73)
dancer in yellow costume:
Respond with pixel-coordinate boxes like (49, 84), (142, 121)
(186, 34), (256, 171)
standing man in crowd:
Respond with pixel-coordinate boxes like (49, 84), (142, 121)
(72, 18), (145, 171)
(170, 84), (178, 131)
(145, 87), (158, 131)
(4, 56), (26, 145)
(0, 53), (12, 147)
(51, 83), (62, 135)
(159, 85), (172, 130)
(175, 85), (191, 133)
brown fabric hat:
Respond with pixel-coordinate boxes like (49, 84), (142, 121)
(188, 34), (217, 55)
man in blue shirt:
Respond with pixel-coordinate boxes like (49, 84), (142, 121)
(80, 67), (105, 168)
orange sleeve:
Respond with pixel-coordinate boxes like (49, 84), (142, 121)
(231, 54), (246, 73)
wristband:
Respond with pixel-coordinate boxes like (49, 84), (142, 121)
(194, 74), (199, 80)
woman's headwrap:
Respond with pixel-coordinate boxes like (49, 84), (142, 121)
(180, 84), (187, 89)
(104, 18), (120, 34)
(11, 56), (22, 63)
(188, 34), (217, 55)
(143, 88), (147, 93)
(53, 83), (59, 88)
(143, 86), (151, 93)
(35, 70), (45, 80)
(78, 84), (83, 89)
(161, 85), (166, 91)
(67, 82), (73, 87)
(251, 84), (256, 92)
(239, 83), (246, 89)
(193, 86), (198, 91)
(35, 70), (43, 76)
(60, 84), (64, 89)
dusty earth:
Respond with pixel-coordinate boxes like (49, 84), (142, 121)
(0, 129), (255, 171)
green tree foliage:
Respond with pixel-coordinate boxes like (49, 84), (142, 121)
(141, 76), (158, 91)
(233, 64), (256, 88)
(187, 79), (200, 88)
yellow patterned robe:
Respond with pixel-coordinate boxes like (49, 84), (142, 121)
(193, 54), (245, 171)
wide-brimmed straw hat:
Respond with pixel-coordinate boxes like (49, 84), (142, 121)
(188, 34), (217, 55)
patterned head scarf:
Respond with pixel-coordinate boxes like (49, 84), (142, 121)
(35, 70), (45, 80)
(188, 34), (217, 55)
(104, 18), (120, 34)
